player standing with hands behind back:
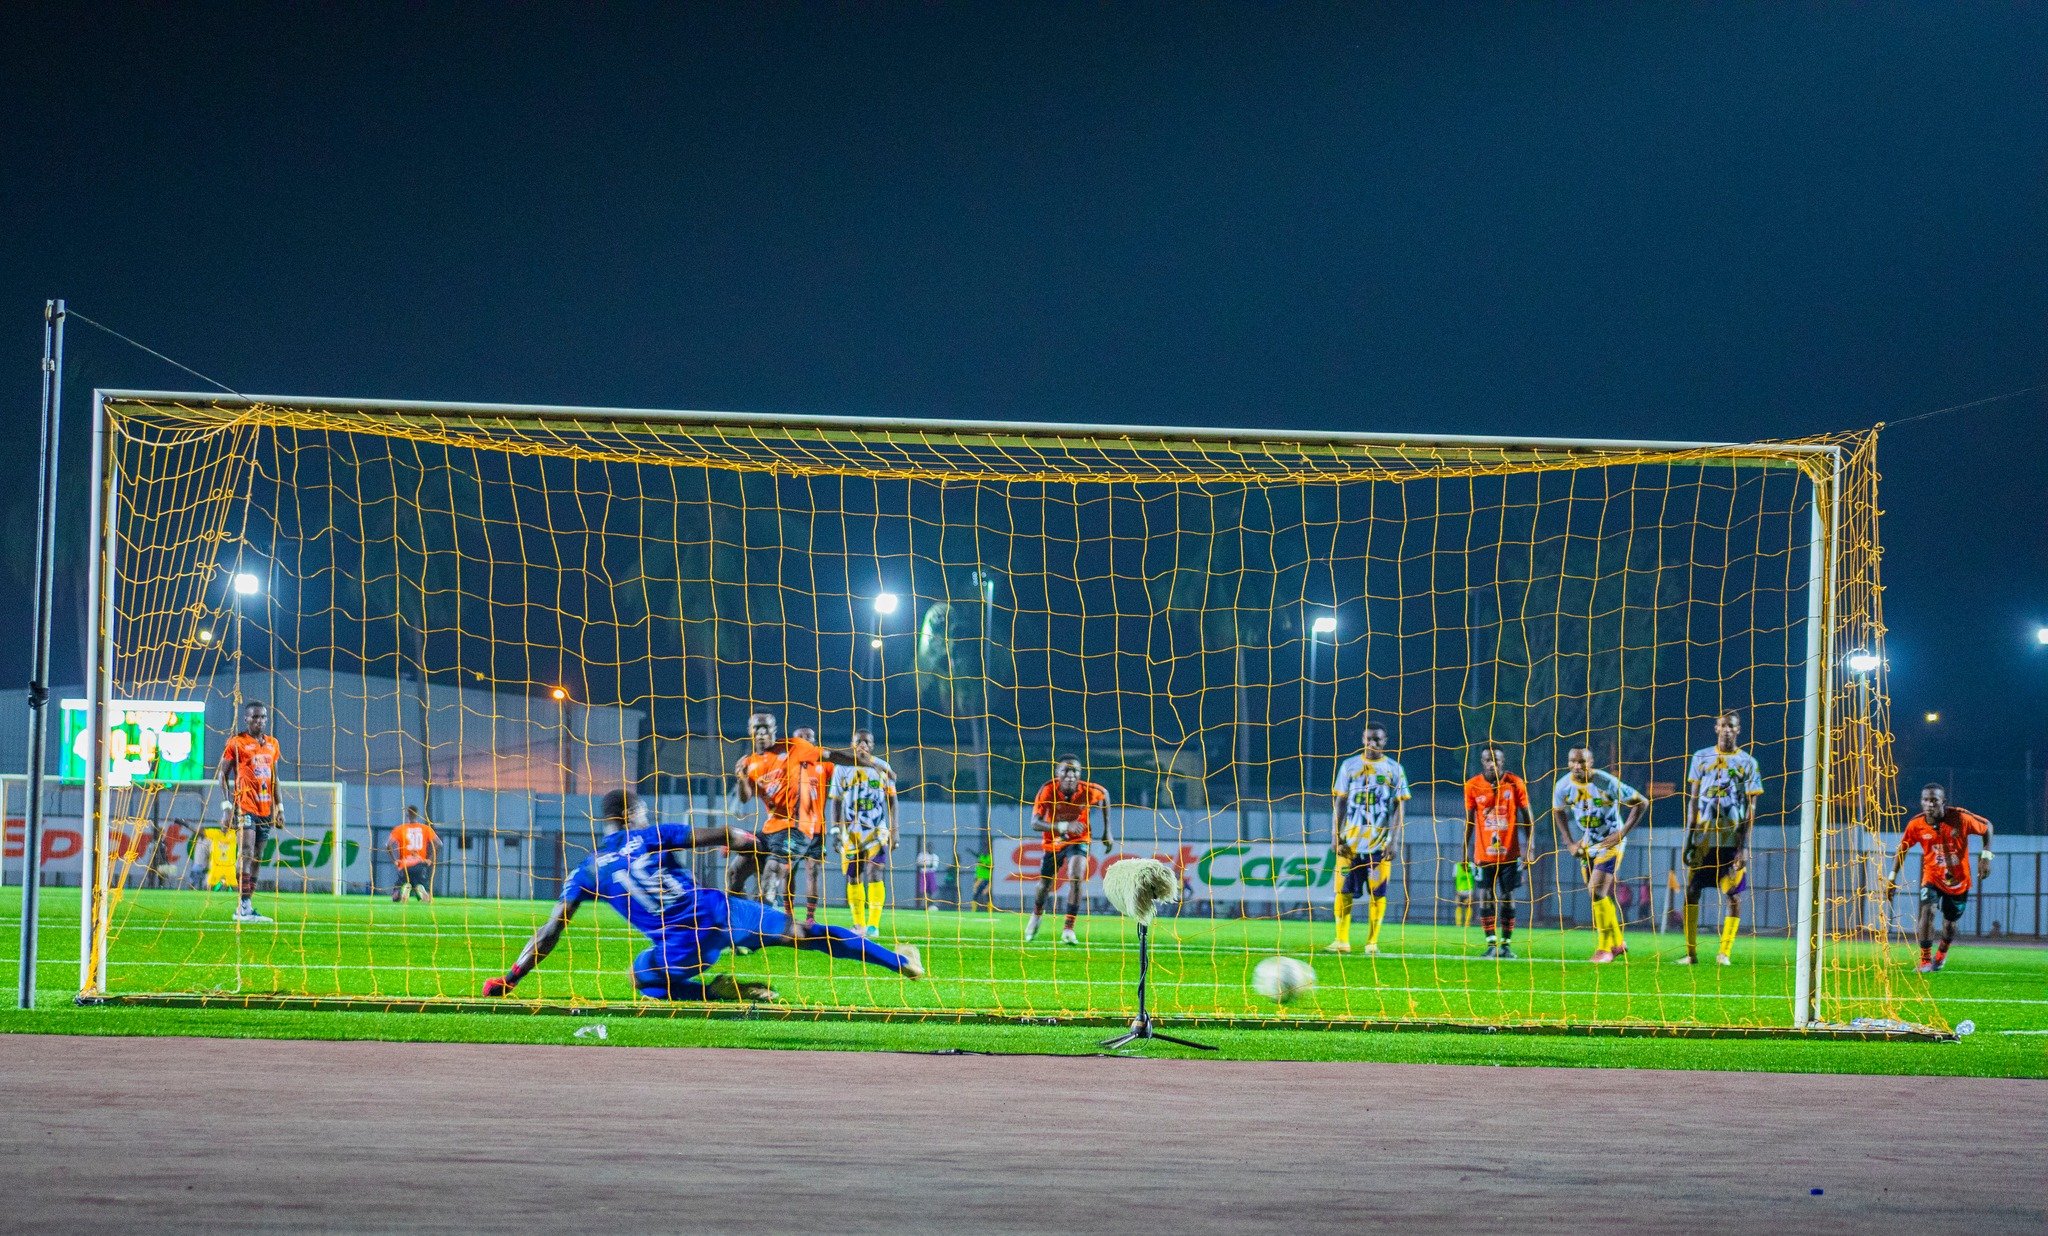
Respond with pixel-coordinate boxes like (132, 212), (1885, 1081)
(1463, 745), (1534, 959)
(217, 701), (280, 924)
(1679, 711), (1765, 967)
(1027, 756), (1113, 945)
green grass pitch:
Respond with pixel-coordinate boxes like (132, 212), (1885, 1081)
(2, 887), (2042, 1077)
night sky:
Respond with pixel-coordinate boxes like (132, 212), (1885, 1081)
(3, 5), (2044, 799)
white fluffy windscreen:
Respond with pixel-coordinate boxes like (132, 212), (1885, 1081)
(1101, 857), (1180, 924)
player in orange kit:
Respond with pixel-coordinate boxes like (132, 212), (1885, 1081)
(388, 805), (441, 904)
(1026, 756), (1113, 945)
(1463, 745), (1534, 959)
(217, 701), (282, 924)
(1884, 783), (1996, 974)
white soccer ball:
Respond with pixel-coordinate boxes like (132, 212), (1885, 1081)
(1252, 955), (1317, 1006)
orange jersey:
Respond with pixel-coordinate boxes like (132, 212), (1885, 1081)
(391, 821), (438, 868)
(740, 737), (828, 832)
(1033, 779), (1109, 851)
(1463, 773), (1530, 865)
(796, 760), (835, 837)
(1902, 810), (1990, 895)
(221, 732), (281, 819)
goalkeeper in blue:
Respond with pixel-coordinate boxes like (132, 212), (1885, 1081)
(483, 789), (924, 1001)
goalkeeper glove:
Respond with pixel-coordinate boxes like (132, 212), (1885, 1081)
(482, 976), (515, 997)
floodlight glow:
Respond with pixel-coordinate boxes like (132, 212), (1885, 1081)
(550, 687), (569, 702)
(1311, 615), (1338, 636)
(196, 629), (214, 644)
(1924, 711), (1940, 724)
(1845, 650), (1881, 674)
(873, 592), (901, 616)
(870, 637), (885, 650)
(232, 572), (261, 596)
(2035, 625), (2048, 647)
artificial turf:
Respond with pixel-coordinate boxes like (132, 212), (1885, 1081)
(2, 887), (2042, 1077)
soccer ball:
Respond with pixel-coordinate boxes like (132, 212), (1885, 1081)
(1252, 955), (1316, 1006)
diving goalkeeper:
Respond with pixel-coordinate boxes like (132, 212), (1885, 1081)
(483, 789), (925, 1001)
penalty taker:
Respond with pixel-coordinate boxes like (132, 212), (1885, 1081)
(485, 790), (924, 1002)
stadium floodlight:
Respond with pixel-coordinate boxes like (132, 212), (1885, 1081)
(549, 686), (569, 702)
(1310, 614), (1338, 636)
(1924, 711), (1940, 723)
(196, 628), (214, 644)
(873, 591), (901, 616)
(1845, 649), (1882, 674)
(2035, 625), (2048, 647)
(231, 571), (261, 596)
(870, 637), (885, 650)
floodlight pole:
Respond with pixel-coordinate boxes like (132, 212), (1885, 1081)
(18, 300), (65, 1010)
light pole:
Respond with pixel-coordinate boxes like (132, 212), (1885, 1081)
(866, 591), (900, 732)
(1846, 648), (1883, 928)
(550, 687), (574, 797)
(1307, 613), (1337, 796)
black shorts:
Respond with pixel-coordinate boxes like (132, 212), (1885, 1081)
(1687, 847), (1748, 898)
(1475, 862), (1522, 898)
(1920, 884), (1967, 922)
(1340, 850), (1391, 898)
(1039, 847), (1087, 880)
(237, 816), (273, 858)
(400, 863), (433, 889)
(763, 829), (823, 863)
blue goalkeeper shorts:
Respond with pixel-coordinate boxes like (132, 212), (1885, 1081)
(631, 897), (791, 999)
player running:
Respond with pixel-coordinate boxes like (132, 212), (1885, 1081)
(830, 728), (897, 939)
(1026, 756), (1114, 945)
(1551, 747), (1647, 963)
(216, 701), (281, 924)
(1463, 744), (1534, 959)
(387, 805), (440, 903)
(1883, 783), (1996, 974)
(1678, 711), (1765, 966)
(484, 788), (923, 1001)
(1328, 723), (1410, 956)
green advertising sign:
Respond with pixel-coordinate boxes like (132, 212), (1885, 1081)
(60, 699), (208, 785)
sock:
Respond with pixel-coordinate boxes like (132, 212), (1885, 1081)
(1334, 893), (1354, 945)
(1588, 897), (1609, 948)
(846, 882), (869, 927)
(795, 925), (910, 973)
(1936, 939), (1950, 959)
(865, 881), (887, 930)
(1063, 912), (1077, 930)
(1481, 914), (1496, 941)
(1501, 908), (1515, 942)
(1919, 941), (1932, 961)
(1718, 914), (1740, 957)
(1608, 898), (1626, 950)
(804, 894), (818, 924)
(1683, 902), (1700, 955)
(1367, 896), (1387, 947)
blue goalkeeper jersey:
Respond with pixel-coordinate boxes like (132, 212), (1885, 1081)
(561, 823), (726, 941)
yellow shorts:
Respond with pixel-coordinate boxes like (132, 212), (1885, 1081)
(1579, 841), (1625, 881)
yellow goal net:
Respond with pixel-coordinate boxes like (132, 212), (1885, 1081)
(74, 390), (1928, 1034)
